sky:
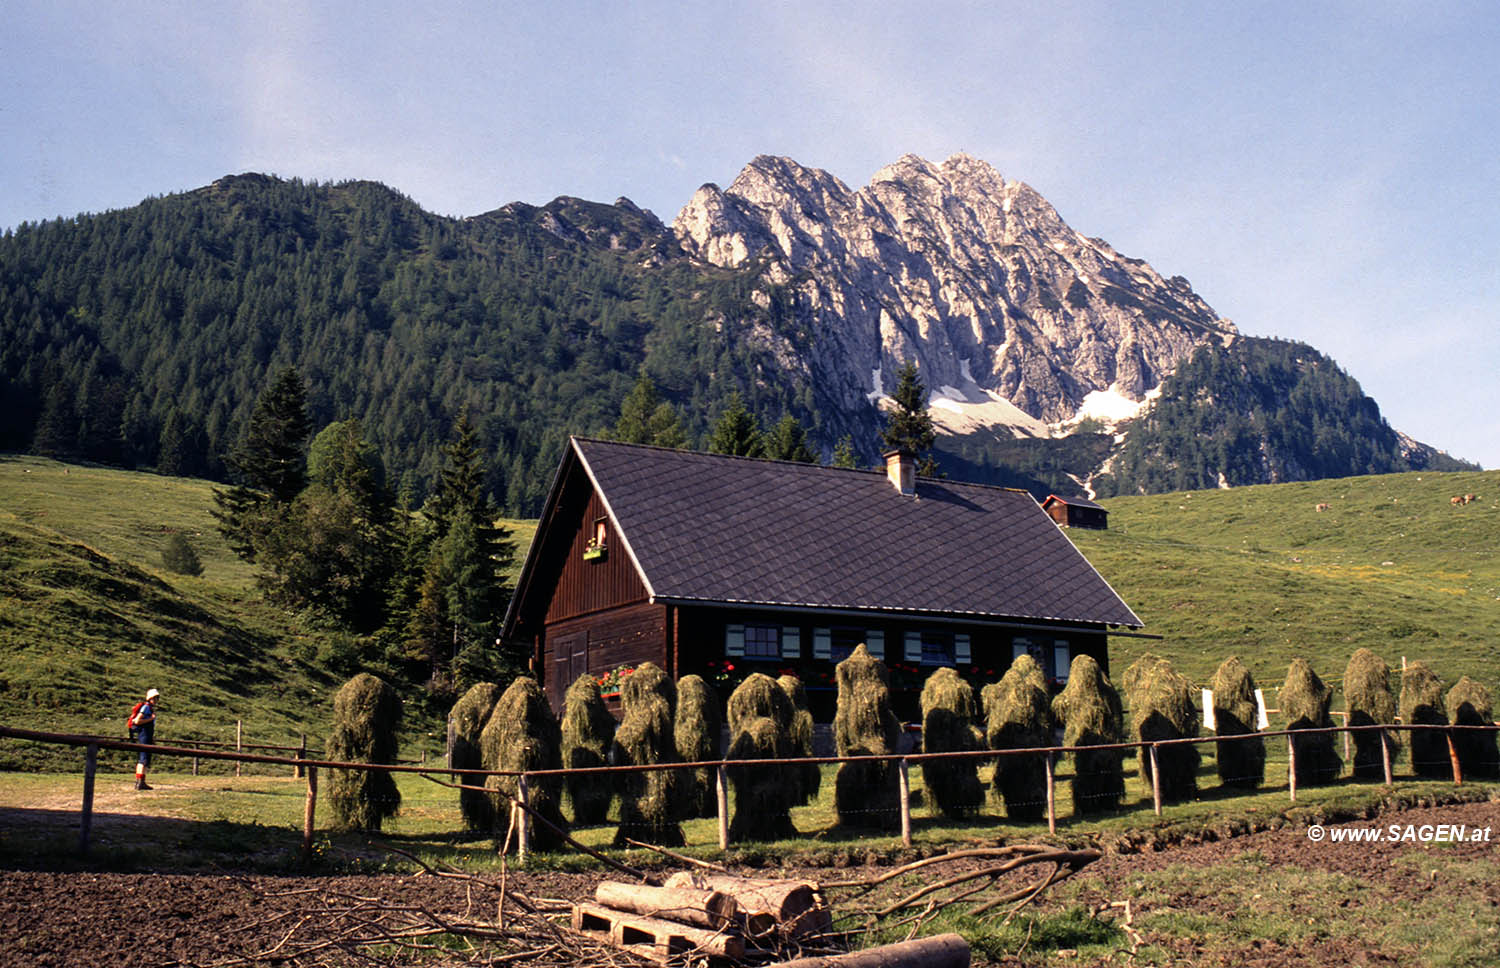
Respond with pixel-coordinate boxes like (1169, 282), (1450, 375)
(4, 1), (1498, 468)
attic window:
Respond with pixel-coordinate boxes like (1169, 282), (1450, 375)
(584, 518), (608, 561)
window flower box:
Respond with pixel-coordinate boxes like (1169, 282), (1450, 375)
(583, 540), (607, 562)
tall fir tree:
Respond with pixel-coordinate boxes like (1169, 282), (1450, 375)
(832, 434), (860, 469)
(212, 367), (312, 562)
(879, 361), (938, 476)
(708, 392), (765, 458)
(613, 374), (688, 448)
(764, 414), (817, 463)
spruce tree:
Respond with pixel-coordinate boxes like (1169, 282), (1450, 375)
(614, 374), (688, 448)
(212, 367), (311, 561)
(708, 392), (765, 458)
(879, 361), (937, 475)
(831, 434), (859, 469)
(765, 415), (817, 462)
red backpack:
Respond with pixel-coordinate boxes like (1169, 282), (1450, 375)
(126, 700), (149, 734)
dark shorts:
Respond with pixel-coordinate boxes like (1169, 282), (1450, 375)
(134, 728), (154, 766)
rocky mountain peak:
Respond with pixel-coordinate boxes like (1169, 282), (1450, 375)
(673, 153), (1237, 435)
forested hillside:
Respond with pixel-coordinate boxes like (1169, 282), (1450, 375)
(0, 175), (828, 514)
(1096, 337), (1475, 495)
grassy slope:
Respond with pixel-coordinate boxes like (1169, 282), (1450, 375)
(0, 455), (535, 768)
(1073, 468), (1500, 700)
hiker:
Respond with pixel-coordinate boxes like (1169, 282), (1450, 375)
(128, 688), (160, 790)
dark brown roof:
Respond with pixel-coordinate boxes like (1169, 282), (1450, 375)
(547, 438), (1140, 628)
(1043, 494), (1107, 511)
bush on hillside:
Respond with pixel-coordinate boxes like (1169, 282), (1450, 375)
(1282, 658), (1341, 786)
(1051, 654), (1125, 816)
(480, 677), (568, 852)
(1124, 654), (1200, 803)
(160, 532), (203, 576)
(610, 662), (683, 846)
(1400, 660), (1450, 779)
(328, 672), (403, 832)
(1210, 657), (1264, 789)
(834, 644), (902, 830)
(919, 667), (984, 818)
(675, 674), (722, 819)
(449, 681), (502, 831)
(561, 673), (616, 825)
(778, 675), (821, 806)
(1446, 677), (1499, 780)
(1343, 649), (1397, 780)
(985, 655), (1051, 820)
(726, 673), (798, 841)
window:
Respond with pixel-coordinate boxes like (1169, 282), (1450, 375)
(830, 627), (864, 663)
(921, 631), (954, 665)
(1011, 636), (1072, 684)
(744, 625), (780, 659)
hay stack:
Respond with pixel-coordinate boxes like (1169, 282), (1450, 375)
(1051, 654), (1125, 815)
(1209, 657), (1264, 789)
(1343, 649), (1397, 780)
(919, 668), (984, 818)
(778, 675), (822, 806)
(1446, 677), (1499, 779)
(449, 681), (502, 831)
(480, 676), (568, 852)
(986, 655), (1052, 821)
(726, 673), (798, 841)
(1281, 659), (1341, 786)
(833, 644), (902, 830)
(561, 673), (616, 825)
(675, 674), (723, 819)
(609, 662), (684, 846)
(328, 673), (403, 832)
(1124, 655), (1200, 803)
(1399, 661), (1449, 778)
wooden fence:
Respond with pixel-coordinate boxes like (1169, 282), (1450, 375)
(2, 721), (1496, 863)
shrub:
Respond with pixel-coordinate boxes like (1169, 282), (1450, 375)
(561, 673), (616, 825)
(726, 673), (798, 841)
(778, 675), (821, 806)
(480, 677), (568, 852)
(328, 673), (403, 832)
(1281, 658), (1341, 786)
(1051, 654), (1125, 815)
(1209, 657), (1264, 789)
(985, 655), (1051, 821)
(919, 667), (984, 818)
(449, 681), (502, 831)
(160, 532), (203, 576)
(1399, 661), (1450, 778)
(1123, 654), (1200, 803)
(675, 674), (722, 819)
(1446, 677), (1499, 779)
(1343, 649), (1397, 780)
(833, 644), (902, 830)
(609, 662), (683, 846)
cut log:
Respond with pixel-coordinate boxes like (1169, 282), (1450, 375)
(594, 881), (739, 930)
(774, 933), (970, 967)
(572, 901), (745, 962)
(665, 872), (832, 940)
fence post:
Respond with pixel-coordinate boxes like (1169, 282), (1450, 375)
(897, 758), (912, 848)
(716, 764), (729, 851)
(1149, 744), (1162, 817)
(192, 753), (199, 777)
(1381, 728), (1393, 786)
(302, 765), (318, 863)
(1447, 730), (1464, 785)
(80, 743), (98, 856)
(1044, 751), (1057, 836)
(295, 733), (306, 779)
(235, 720), (243, 778)
(516, 773), (531, 865)
(446, 719), (456, 770)
(1287, 734), (1298, 803)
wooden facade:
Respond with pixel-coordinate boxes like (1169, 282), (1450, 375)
(1042, 495), (1109, 530)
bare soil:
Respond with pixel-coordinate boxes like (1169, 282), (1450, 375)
(3, 798), (1499, 967)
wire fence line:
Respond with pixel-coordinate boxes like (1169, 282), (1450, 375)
(2, 721), (1496, 862)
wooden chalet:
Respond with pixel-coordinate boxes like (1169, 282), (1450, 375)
(502, 438), (1144, 720)
(1041, 494), (1109, 530)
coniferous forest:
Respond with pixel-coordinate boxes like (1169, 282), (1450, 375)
(0, 175), (832, 516)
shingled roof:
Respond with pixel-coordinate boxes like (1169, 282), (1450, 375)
(508, 438), (1142, 630)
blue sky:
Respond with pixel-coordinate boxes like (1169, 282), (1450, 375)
(5, 1), (1497, 467)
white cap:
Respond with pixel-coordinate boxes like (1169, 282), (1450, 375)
(146, 688), (160, 700)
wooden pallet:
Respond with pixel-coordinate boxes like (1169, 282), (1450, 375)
(572, 901), (746, 964)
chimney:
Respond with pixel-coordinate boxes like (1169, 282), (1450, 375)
(884, 448), (916, 496)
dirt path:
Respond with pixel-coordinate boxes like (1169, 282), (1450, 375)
(3, 798), (1498, 967)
